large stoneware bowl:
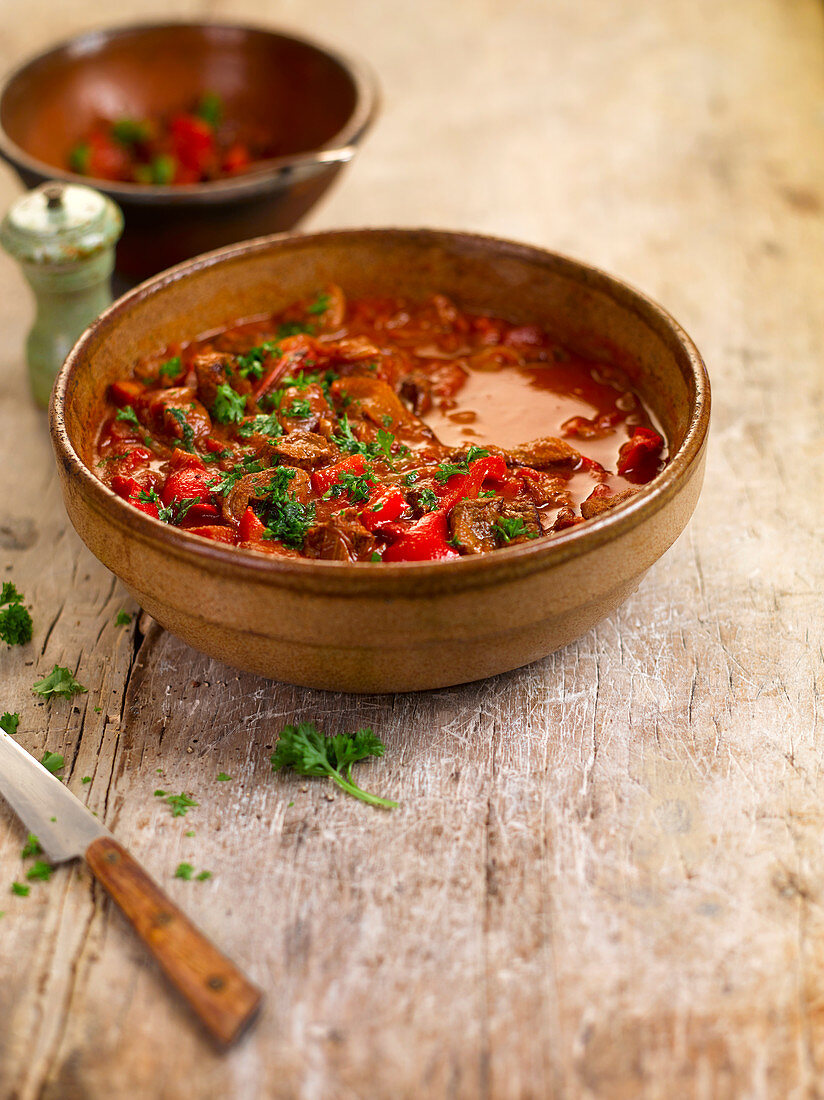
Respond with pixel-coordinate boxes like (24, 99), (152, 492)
(0, 23), (377, 281)
(50, 229), (710, 693)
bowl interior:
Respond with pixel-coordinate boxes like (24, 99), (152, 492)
(62, 230), (703, 489)
(0, 23), (359, 174)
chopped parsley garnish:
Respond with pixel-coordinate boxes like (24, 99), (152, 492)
(382, 415), (393, 427)
(264, 500), (316, 549)
(115, 611), (132, 626)
(169, 408), (196, 452)
(81, 776), (92, 784)
(196, 870), (212, 881)
(374, 428), (406, 467)
(270, 722), (397, 809)
(40, 751), (65, 776)
(212, 456), (265, 495)
(418, 488), (438, 512)
(175, 862), (194, 880)
(33, 666), (87, 699)
(493, 516), (539, 543)
(21, 835), (41, 859)
(237, 413), (283, 440)
(216, 772), (232, 782)
(0, 712), (20, 736)
(154, 790), (199, 818)
(196, 90), (223, 127)
(149, 155), (176, 185)
(323, 471), (373, 504)
(26, 860), (53, 882)
(402, 471), (420, 486)
(283, 398), (312, 419)
(115, 405), (140, 429)
(478, 489), (497, 498)
(68, 143), (90, 174)
(370, 552), (382, 562)
(433, 446), (490, 483)
(307, 292), (330, 316)
(11, 882), (29, 897)
(158, 356), (182, 379)
(136, 489), (202, 526)
(0, 582), (32, 647)
(237, 341), (281, 380)
(211, 383), (246, 425)
(277, 320), (316, 339)
(111, 118), (152, 145)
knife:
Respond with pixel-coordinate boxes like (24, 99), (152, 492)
(0, 730), (262, 1046)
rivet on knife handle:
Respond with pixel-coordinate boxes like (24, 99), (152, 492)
(85, 835), (262, 1046)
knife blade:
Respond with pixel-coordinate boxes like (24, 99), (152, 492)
(0, 730), (262, 1046)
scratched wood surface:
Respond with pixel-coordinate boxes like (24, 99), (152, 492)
(0, 0), (822, 1097)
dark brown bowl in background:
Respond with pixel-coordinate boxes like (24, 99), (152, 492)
(50, 228), (710, 693)
(0, 22), (378, 281)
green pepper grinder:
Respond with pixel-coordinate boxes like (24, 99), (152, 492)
(0, 181), (123, 407)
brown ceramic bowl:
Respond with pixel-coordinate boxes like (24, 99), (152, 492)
(0, 23), (377, 281)
(50, 229), (710, 693)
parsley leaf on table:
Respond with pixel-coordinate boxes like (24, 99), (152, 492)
(270, 722), (397, 809)
(0, 712), (20, 736)
(40, 751), (64, 777)
(0, 583), (33, 646)
(10, 882), (29, 897)
(26, 861), (54, 882)
(115, 611), (132, 626)
(32, 666), (87, 699)
(154, 790), (198, 818)
(21, 834), (41, 859)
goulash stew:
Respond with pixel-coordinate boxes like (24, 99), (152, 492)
(94, 289), (667, 562)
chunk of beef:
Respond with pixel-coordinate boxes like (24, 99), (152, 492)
(303, 507), (377, 562)
(399, 371), (433, 415)
(221, 466), (311, 525)
(519, 471), (573, 509)
(448, 496), (541, 554)
(263, 431), (338, 470)
(276, 383), (336, 436)
(580, 486), (638, 520)
(147, 387), (212, 442)
(193, 351), (251, 411)
(331, 376), (438, 446)
(505, 437), (580, 469)
(449, 498), (498, 554)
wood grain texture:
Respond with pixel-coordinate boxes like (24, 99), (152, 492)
(0, 0), (822, 1097)
(84, 835), (262, 1047)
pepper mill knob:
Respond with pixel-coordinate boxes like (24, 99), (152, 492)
(0, 181), (123, 407)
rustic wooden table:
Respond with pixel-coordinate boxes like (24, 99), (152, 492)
(1, 0), (822, 1096)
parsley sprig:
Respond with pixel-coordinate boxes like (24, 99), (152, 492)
(154, 790), (198, 817)
(32, 666), (87, 699)
(493, 516), (539, 543)
(211, 384), (247, 425)
(270, 722), (397, 809)
(0, 582), (33, 646)
(433, 446), (490, 483)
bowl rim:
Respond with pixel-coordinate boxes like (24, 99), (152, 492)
(0, 19), (379, 205)
(50, 226), (711, 595)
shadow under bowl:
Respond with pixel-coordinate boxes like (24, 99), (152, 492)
(50, 228), (710, 693)
(0, 22), (378, 281)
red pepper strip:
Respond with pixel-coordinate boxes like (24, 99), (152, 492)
(382, 455), (508, 562)
(111, 474), (159, 519)
(438, 455), (508, 510)
(238, 507), (267, 543)
(185, 525), (237, 545)
(103, 445), (153, 474)
(359, 487), (406, 533)
(616, 427), (664, 482)
(170, 114), (215, 175)
(160, 467), (216, 507)
(168, 448), (206, 471)
(222, 144), (252, 174)
(382, 510), (459, 562)
(311, 454), (367, 497)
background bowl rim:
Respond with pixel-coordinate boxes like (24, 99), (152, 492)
(0, 19), (379, 205)
(50, 226), (711, 593)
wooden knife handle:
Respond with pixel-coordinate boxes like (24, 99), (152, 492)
(86, 835), (262, 1046)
